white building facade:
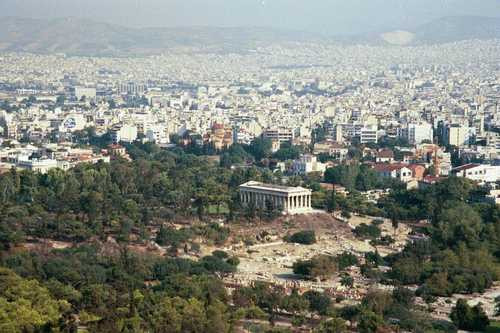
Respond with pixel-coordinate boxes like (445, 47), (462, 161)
(292, 155), (326, 175)
(451, 164), (500, 184)
(239, 181), (312, 215)
(399, 122), (433, 145)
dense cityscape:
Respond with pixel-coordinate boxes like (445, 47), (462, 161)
(0, 8), (500, 333)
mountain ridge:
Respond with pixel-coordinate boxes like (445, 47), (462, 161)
(0, 16), (499, 55)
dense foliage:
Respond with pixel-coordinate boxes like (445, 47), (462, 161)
(0, 146), (282, 332)
(0, 140), (499, 331)
(285, 230), (316, 245)
(324, 163), (403, 191)
(293, 252), (358, 280)
(450, 299), (489, 331)
(381, 178), (500, 297)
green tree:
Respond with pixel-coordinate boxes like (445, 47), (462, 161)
(340, 274), (354, 287)
(205, 299), (230, 333)
(314, 317), (347, 333)
(282, 289), (309, 315)
(433, 203), (482, 247)
(247, 137), (272, 161)
(180, 298), (207, 333)
(293, 255), (337, 280)
(0, 267), (68, 332)
(450, 299), (489, 331)
(303, 290), (332, 315)
(286, 230), (316, 245)
(357, 310), (385, 333)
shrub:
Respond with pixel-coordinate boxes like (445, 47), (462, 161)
(293, 255), (337, 280)
(286, 230), (316, 245)
(353, 223), (381, 240)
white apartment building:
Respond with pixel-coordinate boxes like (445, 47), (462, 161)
(360, 125), (378, 144)
(451, 163), (500, 184)
(263, 127), (294, 144)
(74, 87), (97, 101)
(292, 154), (326, 175)
(16, 158), (61, 174)
(445, 124), (473, 147)
(145, 124), (170, 144)
(119, 82), (147, 95)
(399, 122), (433, 145)
(485, 131), (500, 155)
(333, 124), (344, 143)
(111, 124), (138, 144)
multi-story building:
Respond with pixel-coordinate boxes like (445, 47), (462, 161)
(292, 155), (326, 175)
(74, 86), (97, 101)
(119, 82), (147, 95)
(333, 124), (343, 143)
(373, 164), (413, 183)
(110, 124), (138, 144)
(313, 141), (349, 161)
(360, 125), (378, 144)
(399, 122), (433, 145)
(445, 124), (473, 147)
(263, 127), (294, 144)
(451, 163), (500, 184)
(145, 124), (170, 144)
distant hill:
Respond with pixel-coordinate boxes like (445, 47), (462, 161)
(414, 16), (500, 44)
(380, 16), (500, 46)
(0, 16), (499, 55)
(0, 17), (323, 56)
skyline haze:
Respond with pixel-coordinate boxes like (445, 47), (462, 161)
(1, 0), (499, 35)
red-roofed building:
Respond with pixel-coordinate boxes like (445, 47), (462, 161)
(376, 149), (394, 163)
(373, 163), (413, 183)
(408, 164), (426, 180)
(418, 175), (444, 189)
(451, 163), (500, 183)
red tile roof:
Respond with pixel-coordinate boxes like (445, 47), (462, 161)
(377, 149), (394, 158)
(373, 163), (409, 172)
(451, 163), (480, 172)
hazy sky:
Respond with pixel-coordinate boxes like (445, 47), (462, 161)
(1, 0), (499, 34)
